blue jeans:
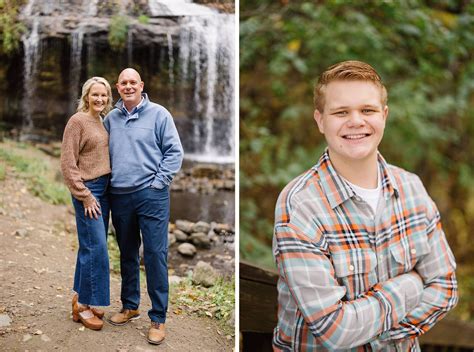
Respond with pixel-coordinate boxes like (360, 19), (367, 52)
(110, 186), (170, 323)
(72, 174), (110, 306)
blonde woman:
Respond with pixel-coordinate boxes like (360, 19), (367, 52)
(60, 77), (113, 330)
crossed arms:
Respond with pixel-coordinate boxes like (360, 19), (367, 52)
(274, 213), (458, 350)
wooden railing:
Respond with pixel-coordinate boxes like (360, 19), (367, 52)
(240, 260), (474, 351)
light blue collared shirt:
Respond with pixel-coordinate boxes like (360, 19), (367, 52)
(122, 97), (144, 118)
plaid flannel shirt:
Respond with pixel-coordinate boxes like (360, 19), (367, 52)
(272, 150), (458, 351)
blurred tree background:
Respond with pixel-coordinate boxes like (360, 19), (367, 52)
(240, 0), (474, 321)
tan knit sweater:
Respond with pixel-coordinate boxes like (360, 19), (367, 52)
(60, 112), (111, 207)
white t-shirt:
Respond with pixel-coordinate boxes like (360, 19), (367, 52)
(344, 169), (382, 215)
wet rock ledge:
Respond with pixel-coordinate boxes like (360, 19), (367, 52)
(171, 163), (235, 193)
(170, 219), (234, 252)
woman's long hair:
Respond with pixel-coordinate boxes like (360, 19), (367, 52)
(76, 77), (113, 117)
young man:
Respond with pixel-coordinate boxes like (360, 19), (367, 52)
(104, 68), (183, 345)
(272, 61), (458, 351)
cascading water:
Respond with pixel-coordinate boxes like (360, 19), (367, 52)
(21, 18), (41, 136)
(167, 32), (175, 107)
(69, 27), (85, 115)
(22, 0), (35, 17)
(178, 14), (235, 162)
(148, 0), (215, 16)
(202, 19), (218, 155)
(16, 0), (234, 163)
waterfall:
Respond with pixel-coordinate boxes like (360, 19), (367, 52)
(21, 18), (41, 136)
(14, 0), (234, 163)
(22, 0), (35, 17)
(179, 19), (202, 155)
(69, 27), (85, 115)
(220, 15), (235, 159)
(178, 14), (235, 162)
(167, 33), (175, 107)
(202, 19), (218, 155)
(148, 0), (214, 16)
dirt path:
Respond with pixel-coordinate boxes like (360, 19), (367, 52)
(0, 163), (234, 351)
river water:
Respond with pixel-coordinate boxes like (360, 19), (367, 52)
(169, 160), (235, 276)
(170, 190), (234, 225)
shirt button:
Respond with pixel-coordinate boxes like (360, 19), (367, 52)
(349, 265), (354, 271)
(411, 248), (417, 255)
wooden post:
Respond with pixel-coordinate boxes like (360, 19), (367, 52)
(240, 260), (278, 333)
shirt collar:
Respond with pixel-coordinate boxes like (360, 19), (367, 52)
(315, 149), (399, 209)
(122, 96), (144, 115)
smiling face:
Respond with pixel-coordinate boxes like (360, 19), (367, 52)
(314, 80), (388, 165)
(116, 68), (144, 111)
(87, 83), (109, 117)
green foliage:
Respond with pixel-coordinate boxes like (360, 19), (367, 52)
(451, 265), (474, 321)
(29, 175), (69, 205)
(240, 0), (474, 321)
(0, 0), (26, 55)
(108, 15), (129, 51)
(0, 163), (5, 181)
(0, 144), (69, 205)
(170, 275), (235, 334)
(240, 224), (275, 270)
(138, 15), (149, 24)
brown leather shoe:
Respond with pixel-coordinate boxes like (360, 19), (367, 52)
(91, 307), (105, 319)
(147, 322), (165, 345)
(72, 294), (103, 330)
(72, 294), (104, 319)
(108, 308), (140, 326)
(76, 309), (104, 330)
(72, 294), (79, 320)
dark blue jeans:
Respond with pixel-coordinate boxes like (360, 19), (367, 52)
(72, 174), (110, 306)
(110, 186), (170, 323)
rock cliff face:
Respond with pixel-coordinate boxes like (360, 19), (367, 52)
(1, 0), (235, 162)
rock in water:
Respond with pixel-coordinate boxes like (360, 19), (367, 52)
(213, 222), (233, 234)
(175, 220), (194, 234)
(192, 221), (210, 233)
(173, 229), (188, 242)
(192, 261), (218, 287)
(177, 243), (197, 257)
(189, 232), (211, 249)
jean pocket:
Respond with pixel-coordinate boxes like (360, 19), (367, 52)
(150, 184), (168, 191)
(332, 248), (378, 300)
(84, 177), (103, 189)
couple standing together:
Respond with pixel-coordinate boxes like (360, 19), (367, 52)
(60, 68), (183, 345)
